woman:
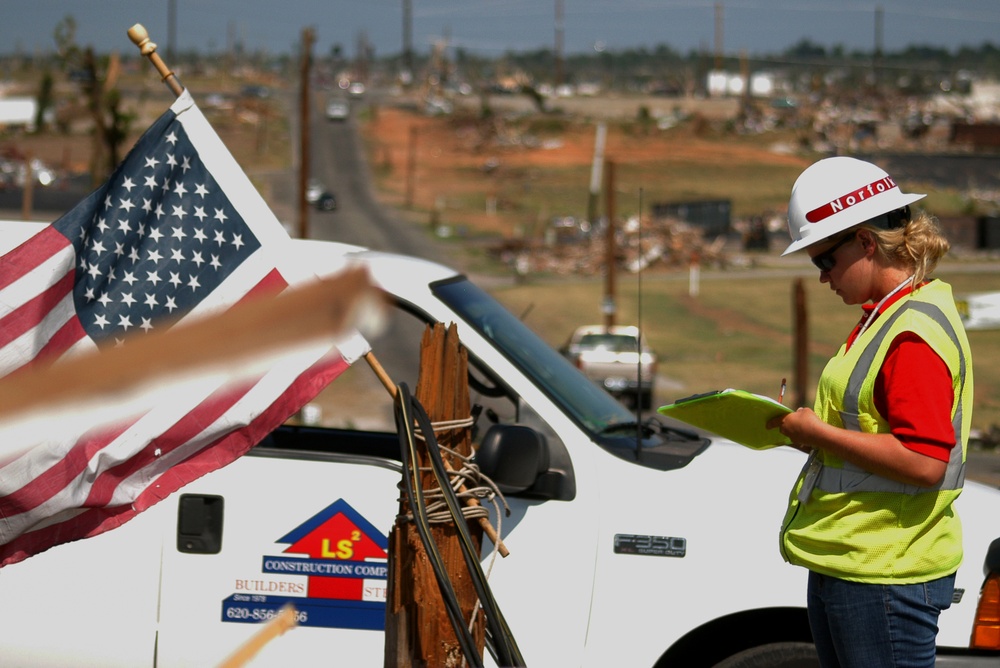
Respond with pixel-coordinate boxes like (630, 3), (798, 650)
(768, 156), (973, 668)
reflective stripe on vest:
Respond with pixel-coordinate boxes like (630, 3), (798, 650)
(815, 300), (967, 495)
(814, 300), (967, 495)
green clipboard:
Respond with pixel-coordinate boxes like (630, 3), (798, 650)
(657, 389), (793, 450)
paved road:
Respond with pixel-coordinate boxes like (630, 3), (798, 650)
(968, 448), (1000, 488)
(273, 91), (460, 423)
(279, 91), (446, 261)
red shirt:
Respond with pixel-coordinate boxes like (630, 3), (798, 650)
(844, 282), (956, 463)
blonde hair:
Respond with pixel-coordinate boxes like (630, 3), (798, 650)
(861, 211), (950, 285)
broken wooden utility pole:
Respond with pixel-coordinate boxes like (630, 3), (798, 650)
(603, 159), (617, 329)
(20, 153), (34, 221)
(586, 122), (607, 230)
(384, 322), (486, 667)
(405, 125), (418, 208)
(298, 26), (315, 240)
(793, 277), (809, 409)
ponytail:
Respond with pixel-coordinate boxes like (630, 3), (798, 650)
(863, 211), (949, 285)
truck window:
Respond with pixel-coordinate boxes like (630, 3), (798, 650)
(432, 277), (710, 471)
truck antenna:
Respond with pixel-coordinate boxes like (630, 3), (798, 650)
(636, 187), (644, 459)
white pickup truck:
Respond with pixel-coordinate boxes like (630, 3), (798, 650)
(0, 228), (997, 667)
(560, 324), (658, 409)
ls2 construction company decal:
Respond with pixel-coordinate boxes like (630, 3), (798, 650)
(221, 499), (389, 630)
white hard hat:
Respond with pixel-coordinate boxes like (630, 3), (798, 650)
(783, 156), (925, 256)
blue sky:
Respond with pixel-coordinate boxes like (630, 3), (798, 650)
(2, 1), (999, 59)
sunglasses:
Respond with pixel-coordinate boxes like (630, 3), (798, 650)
(811, 232), (856, 272)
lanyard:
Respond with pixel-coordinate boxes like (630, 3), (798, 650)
(854, 275), (914, 341)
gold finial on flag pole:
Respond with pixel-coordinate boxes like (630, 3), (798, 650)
(127, 23), (184, 97)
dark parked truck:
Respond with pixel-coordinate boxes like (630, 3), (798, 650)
(0, 222), (997, 667)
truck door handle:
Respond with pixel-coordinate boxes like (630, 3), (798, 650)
(177, 494), (224, 554)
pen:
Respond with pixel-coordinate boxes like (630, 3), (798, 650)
(779, 378), (786, 405)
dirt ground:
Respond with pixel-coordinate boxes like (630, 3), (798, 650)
(360, 94), (808, 237)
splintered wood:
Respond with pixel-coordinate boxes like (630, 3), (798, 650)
(384, 323), (486, 668)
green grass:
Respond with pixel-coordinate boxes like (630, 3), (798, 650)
(614, 160), (807, 219)
(491, 265), (1000, 434)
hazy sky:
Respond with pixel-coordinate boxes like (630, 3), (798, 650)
(2, 1), (999, 60)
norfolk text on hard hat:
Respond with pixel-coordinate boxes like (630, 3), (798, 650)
(805, 175), (902, 223)
(783, 157), (925, 256)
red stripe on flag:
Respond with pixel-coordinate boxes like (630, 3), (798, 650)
(0, 270), (75, 350)
(0, 226), (70, 291)
(132, 351), (351, 512)
(240, 267), (288, 302)
(0, 418), (140, 516)
(0, 350), (353, 567)
(0, 502), (136, 568)
(27, 316), (88, 368)
(83, 376), (259, 507)
(4, 316), (88, 380)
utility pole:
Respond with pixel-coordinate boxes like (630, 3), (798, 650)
(740, 48), (749, 103)
(554, 0), (564, 87)
(402, 0), (413, 83)
(166, 0), (177, 63)
(384, 323), (486, 666)
(714, 2), (723, 70)
(603, 160), (617, 329)
(298, 27), (314, 240)
(793, 278), (809, 409)
(356, 31), (371, 85)
(873, 5), (884, 88)
(586, 122), (606, 227)
(20, 153), (34, 221)
(405, 125), (418, 208)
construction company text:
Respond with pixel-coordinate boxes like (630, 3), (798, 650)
(262, 556), (388, 578)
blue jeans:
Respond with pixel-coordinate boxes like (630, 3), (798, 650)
(807, 571), (955, 668)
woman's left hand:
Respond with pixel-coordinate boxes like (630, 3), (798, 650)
(768, 407), (824, 452)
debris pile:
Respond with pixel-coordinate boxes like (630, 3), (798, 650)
(490, 215), (734, 277)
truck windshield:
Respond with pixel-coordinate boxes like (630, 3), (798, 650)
(432, 277), (639, 434)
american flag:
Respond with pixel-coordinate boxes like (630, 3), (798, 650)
(0, 90), (370, 567)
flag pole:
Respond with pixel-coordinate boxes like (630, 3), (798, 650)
(217, 604), (298, 668)
(126, 23), (400, 403)
(127, 24), (184, 97)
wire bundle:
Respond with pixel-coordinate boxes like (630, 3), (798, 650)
(394, 382), (525, 668)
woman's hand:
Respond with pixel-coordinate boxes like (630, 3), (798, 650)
(767, 407), (824, 453)
(767, 408), (948, 487)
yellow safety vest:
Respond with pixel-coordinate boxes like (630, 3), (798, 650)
(780, 280), (973, 584)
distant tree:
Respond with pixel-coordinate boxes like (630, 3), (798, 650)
(519, 83), (547, 113)
(53, 15), (79, 64)
(783, 39), (827, 60)
(897, 45), (950, 62)
(34, 70), (54, 134)
(52, 15), (135, 186)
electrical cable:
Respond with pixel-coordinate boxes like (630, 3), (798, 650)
(393, 383), (484, 667)
(405, 388), (526, 667)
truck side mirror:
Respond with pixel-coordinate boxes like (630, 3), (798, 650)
(475, 424), (549, 494)
(986, 537), (1000, 577)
